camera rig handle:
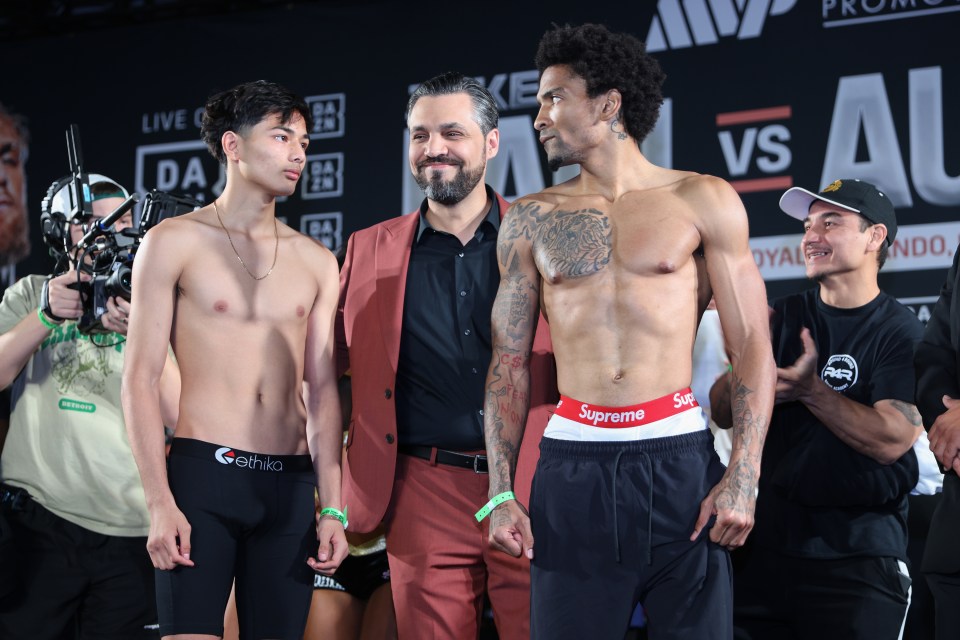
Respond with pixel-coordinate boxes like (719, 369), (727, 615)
(74, 193), (140, 252)
(65, 124), (93, 224)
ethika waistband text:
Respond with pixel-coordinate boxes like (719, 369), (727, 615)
(555, 388), (699, 428)
(169, 438), (313, 473)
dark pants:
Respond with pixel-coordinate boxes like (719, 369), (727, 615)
(925, 572), (960, 640)
(734, 546), (911, 640)
(904, 492), (939, 640)
(0, 484), (158, 640)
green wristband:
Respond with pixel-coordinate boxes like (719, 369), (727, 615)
(318, 506), (348, 529)
(475, 491), (515, 522)
(37, 306), (63, 330)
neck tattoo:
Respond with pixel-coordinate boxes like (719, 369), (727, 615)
(213, 200), (279, 281)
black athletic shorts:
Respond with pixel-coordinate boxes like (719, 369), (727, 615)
(530, 429), (732, 640)
(157, 438), (317, 639)
(314, 547), (390, 600)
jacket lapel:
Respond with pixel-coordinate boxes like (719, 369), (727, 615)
(375, 213), (418, 372)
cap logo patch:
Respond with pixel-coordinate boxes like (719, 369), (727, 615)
(823, 180), (842, 193)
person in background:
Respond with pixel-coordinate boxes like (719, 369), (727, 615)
(0, 175), (180, 638)
(0, 101), (30, 274)
(714, 178), (922, 640)
(915, 240), (960, 640)
(0, 100), (31, 451)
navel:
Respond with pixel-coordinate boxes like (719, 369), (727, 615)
(612, 370), (625, 383)
(213, 300), (229, 313)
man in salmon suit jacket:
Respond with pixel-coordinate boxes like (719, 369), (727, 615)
(335, 71), (557, 640)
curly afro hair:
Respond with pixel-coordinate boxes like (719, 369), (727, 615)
(535, 23), (666, 143)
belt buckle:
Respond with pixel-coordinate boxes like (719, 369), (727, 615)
(1, 487), (26, 511)
(473, 455), (486, 474)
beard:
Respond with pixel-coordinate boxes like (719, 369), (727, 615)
(414, 156), (485, 206)
(544, 138), (583, 173)
(0, 204), (29, 265)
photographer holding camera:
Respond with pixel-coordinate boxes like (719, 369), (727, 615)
(0, 175), (180, 639)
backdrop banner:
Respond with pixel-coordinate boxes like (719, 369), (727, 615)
(2, 1), (956, 323)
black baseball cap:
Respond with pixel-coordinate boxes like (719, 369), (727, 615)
(779, 178), (898, 245)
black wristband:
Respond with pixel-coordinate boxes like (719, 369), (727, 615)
(40, 278), (66, 323)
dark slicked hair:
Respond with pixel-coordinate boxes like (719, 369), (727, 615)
(201, 80), (313, 165)
(535, 23), (666, 143)
(406, 71), (499, 135)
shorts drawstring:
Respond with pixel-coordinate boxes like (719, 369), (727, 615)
(539, 430), (712, 568)
(611, 449), (653, 565)
(612, 448), (624, 563)
(644, 452), (653, 566)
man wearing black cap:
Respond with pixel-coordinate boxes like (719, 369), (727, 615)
(713, 178), (924, 639)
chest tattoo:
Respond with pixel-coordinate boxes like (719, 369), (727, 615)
(536, 208), (612, 279)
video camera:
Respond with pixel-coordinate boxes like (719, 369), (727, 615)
(40, 124), (200, 334)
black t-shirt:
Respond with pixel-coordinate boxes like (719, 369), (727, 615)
(752, 287), (924, 559)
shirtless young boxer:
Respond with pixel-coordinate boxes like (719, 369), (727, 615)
(480, 24), (776, 640)
(122, 79), (347, 639)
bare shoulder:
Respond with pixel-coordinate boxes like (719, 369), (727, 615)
(500, 193), (559, 246)
(672, 173), (744, 215)
(279, 222), (339, 274)
(138, 209), (211, 257)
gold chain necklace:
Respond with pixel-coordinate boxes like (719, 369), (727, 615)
(213, 200), (279, 281)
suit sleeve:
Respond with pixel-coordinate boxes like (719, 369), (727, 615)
(915, 246), (960, 429)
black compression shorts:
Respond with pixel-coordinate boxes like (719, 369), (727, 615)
(156, 438), (317, 639)
(315, 547), (390, 600)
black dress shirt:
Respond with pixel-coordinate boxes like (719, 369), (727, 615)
(395, 187), (500, 450)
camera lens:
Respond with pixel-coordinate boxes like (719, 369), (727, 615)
(105, 264), (133, 300)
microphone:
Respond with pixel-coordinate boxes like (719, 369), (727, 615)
(74, 194), (139, 251)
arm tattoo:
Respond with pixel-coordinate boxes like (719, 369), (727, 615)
(719, 373), (767, 509)
(485, 351), (528, 494)
(888, 400), (922, 427)
(485, 201), (541, 495)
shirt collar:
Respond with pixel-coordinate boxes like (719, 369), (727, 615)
(415, 185), (500, 243)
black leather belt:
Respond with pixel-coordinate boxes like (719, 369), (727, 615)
(398, 445), (488, 473)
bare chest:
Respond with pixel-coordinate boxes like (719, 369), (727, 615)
(176, 253), (318, 324)
(532, 203), (701, 284)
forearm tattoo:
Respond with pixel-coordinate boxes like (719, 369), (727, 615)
(889, 400), (922, 427)
(723, 374), (767, 505)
